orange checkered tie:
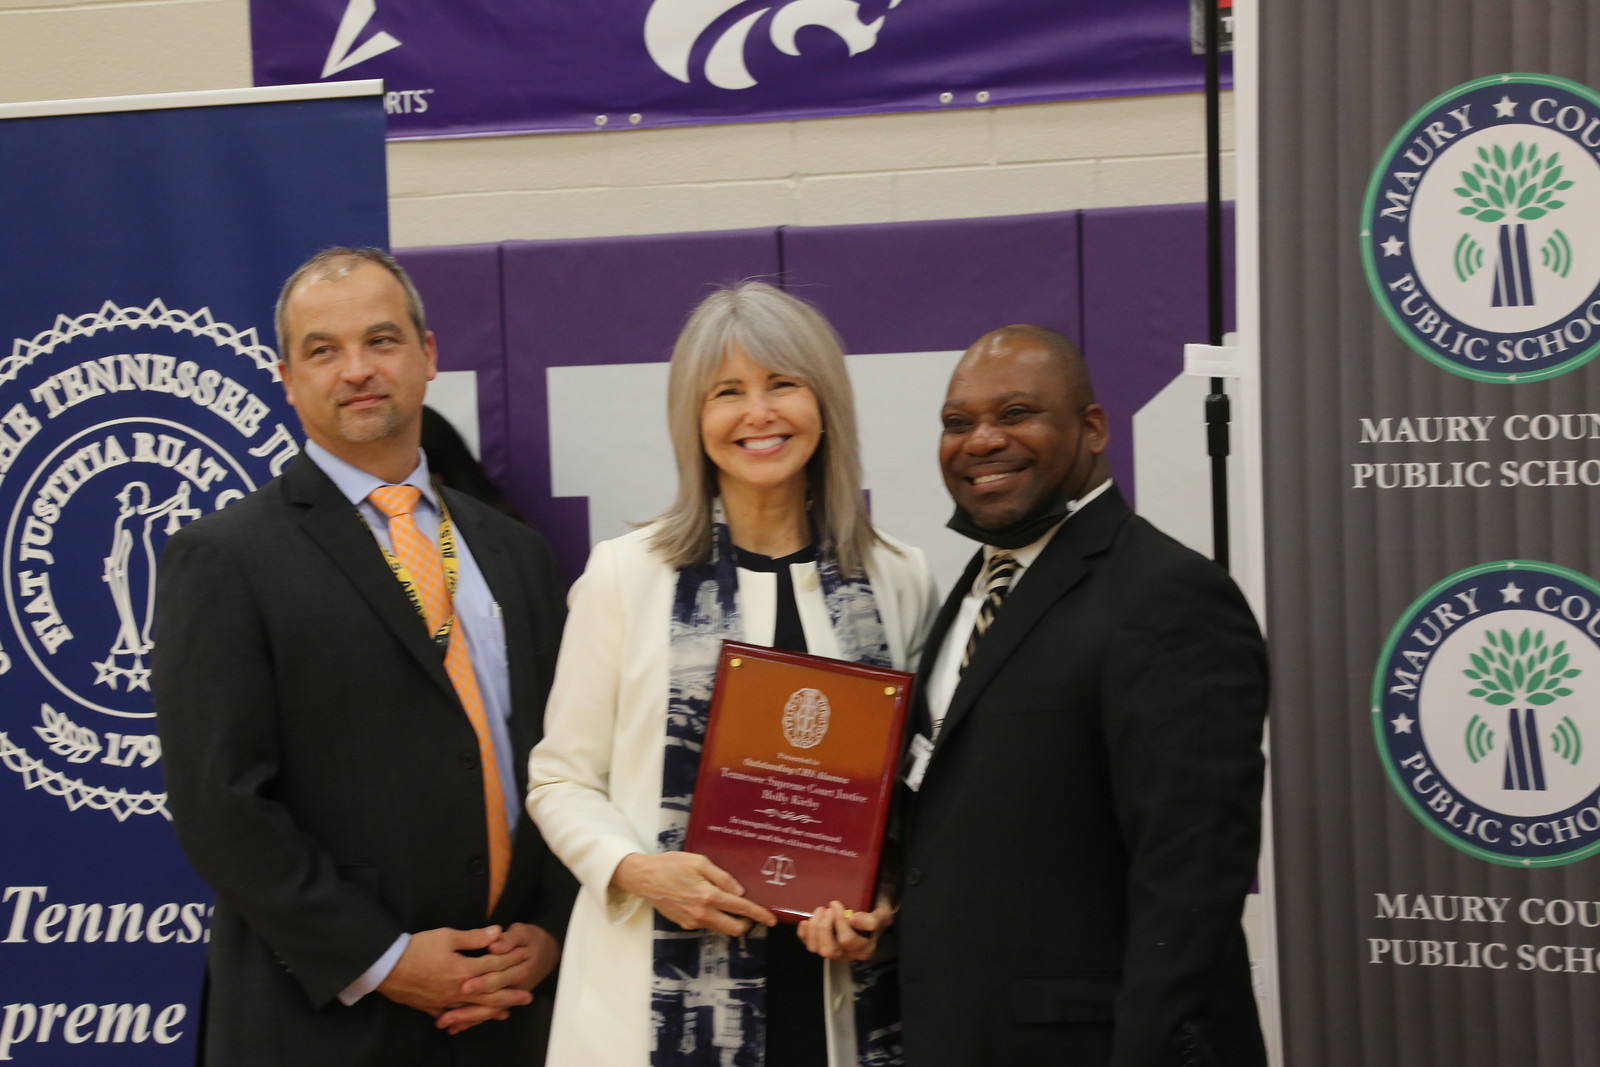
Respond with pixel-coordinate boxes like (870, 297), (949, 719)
(368, 485), (510, 912)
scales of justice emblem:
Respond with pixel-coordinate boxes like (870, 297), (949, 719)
(761, 854), (798, 886)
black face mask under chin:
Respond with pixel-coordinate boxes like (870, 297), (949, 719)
(945, 494), (1074, 550)
(946, 412), (1094, 550)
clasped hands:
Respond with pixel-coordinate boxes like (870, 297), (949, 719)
(613, 851), (893, 961)
(377, 922), (559, 1034)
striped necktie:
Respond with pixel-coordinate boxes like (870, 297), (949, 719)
(368, 485), (510, 913)
(962, 551), (1020, 674)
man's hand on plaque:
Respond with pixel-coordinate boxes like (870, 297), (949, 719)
(612, 851), (778, 936)
(797, 895), (894, 961)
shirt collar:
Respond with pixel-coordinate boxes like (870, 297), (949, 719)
(302, 439), (438, 513)
(976, 478), (1114, 585)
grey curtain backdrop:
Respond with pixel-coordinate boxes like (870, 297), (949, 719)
(1264, 4), (1600, 1065)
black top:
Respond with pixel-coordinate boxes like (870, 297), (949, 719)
(731, 542), (825, 1066)
(732, 544), (819, 655)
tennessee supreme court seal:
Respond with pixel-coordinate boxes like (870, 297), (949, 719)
(1374, 560), (1600, 867)
(0, 301), (296, 820)
(1362, 73), (1600, 383)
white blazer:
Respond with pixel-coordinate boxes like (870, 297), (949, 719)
(528, 525), (937, 1065)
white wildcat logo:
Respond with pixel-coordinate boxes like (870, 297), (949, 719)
(645, 0), (901, 90)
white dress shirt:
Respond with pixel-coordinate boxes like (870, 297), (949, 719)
(924, 479), (1114, 737)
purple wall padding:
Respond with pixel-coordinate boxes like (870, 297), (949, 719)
(500, 229), (780, 579)
(1079, 202), (1236, 503)
(781, 212), (1082, 354)
(394, 244), (510, 486)
(398, 204), (1233, 581)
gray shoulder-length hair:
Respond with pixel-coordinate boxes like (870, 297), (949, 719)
(648, 281), (883, 576)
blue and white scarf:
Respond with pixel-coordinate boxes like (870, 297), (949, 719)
(650, 512), (901, 1066)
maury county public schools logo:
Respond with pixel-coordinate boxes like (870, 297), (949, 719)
(1362, 73), (1600, 383)
(1374, 560), (1600, 867)
(0, 302), (297, 820)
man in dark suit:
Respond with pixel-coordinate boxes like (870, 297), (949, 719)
(897, 326), (1268, 1066)
(153, 248), (573, 1064)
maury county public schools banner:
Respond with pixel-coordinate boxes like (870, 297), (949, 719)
(0, 85), (386, 1065)
(1265, 2), (1600, 1064)
(250, 0), (1228, 138)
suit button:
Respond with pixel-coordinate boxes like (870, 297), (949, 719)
(468, 856), (487, 875)
(458, 749), (479, 770)
(906, 867), (923, 885)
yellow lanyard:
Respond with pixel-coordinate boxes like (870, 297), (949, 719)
(377, 495), (460, 651)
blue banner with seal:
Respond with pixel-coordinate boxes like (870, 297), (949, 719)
(0, 85), (386, 1064)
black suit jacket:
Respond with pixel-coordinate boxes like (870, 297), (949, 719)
(899, 487), (1267, 1067)
(153, 452), (575, 1066)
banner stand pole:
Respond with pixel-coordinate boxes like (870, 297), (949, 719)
(1202, 0), (1232, 572)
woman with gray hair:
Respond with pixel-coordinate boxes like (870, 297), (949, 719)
(528, 281), (936, 1065)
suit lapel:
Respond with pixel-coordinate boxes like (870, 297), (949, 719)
(930, 487), (1132, 757)
(285, 454), (457, 702)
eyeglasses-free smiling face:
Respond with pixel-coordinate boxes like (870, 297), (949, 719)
(279, 261), (437, 460)
(939, 337), (1106, 530)
(700, 343), (823, 499)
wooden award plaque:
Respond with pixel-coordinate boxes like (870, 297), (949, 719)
(684, 640), (914, 923)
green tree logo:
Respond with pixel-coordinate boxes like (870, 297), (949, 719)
(1454, 142), (1574, 307)
(1464, 628), (1581, 790)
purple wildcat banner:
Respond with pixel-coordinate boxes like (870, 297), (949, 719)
(251, 0), (1229, 139)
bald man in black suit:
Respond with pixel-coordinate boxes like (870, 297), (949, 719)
(897, 326), (1268, 1066)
